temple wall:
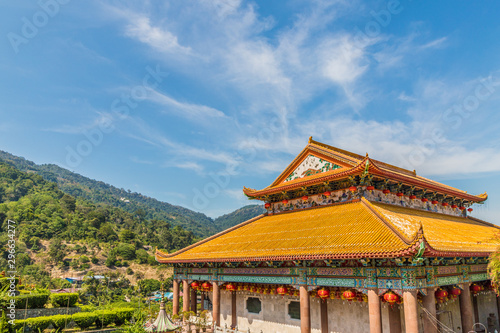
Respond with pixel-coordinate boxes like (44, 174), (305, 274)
(217, 291), (371, 333)
(436, 299), (462, 332)
(476, 292), (499, 331)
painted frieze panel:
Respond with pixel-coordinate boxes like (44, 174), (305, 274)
(221, 275), (293, 284)
(470, 273), (489, 282)
(314, 268), (355, 276)
(425, 267), (436, 286)
(284, 154), (342, 182)
(222, 268), (291, 275)
(191, 268), (210, 274)
(189, 274), (212, 281)
(313, 277), (359, 288)
(377, 267), (401, 278)
(401, 268), (417, 289)
(437, 266), (459, 275)
(437, 275), (460, 286)
(461, 265), (471, 283)
(470, 264), (488, 273)
(377, 279), (402, 290)
(269, 186), (463, 217)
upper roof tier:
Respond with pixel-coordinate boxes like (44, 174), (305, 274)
(243, 138), (487, 205)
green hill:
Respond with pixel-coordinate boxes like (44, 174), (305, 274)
(213, 204), (266, 231)
(0, 150), (217, 237)
(0, 160), (198, 286)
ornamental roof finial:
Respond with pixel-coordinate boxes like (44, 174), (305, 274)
(366, 152), (369, 157)
(308, 136), (313, 143)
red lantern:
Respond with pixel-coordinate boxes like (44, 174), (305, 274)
(323, 191), (331, 197)
(383, 189), (390, 195)
(342, 289), (356, 301)
(282, 199), (289, 204)
(264, 203), (271, 209)
(226, 283), (237, 292)
(431, 200), (438, 205)
(202, 282), (212, 291)
(451, 204), (458, 209)
(191, 281), (200, 290)
(421, 198), (428, 203)
(396, 192), (404, 197)
(468, 208), (473, 213)
(409, 195), (417, 200)
(366, 186), (375, 192)
(471, 284), (482, 294)
(435, 288), (448, 302)
(383, 291), (399, 304)
(302, 195), (309, 201)
(459, 206), (466, 211)
(317, 288), (330, 300)
(349, 186), (357, 192)
(277, 286), (288, 296)
(442, 202), (449, 207)
(450, 287), (461, 297)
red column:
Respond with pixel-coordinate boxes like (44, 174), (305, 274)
(460, 283), (474, 333)
(213, 283), (221, 327)
(300, 286), (311, 333)
(368, 289), (382, 333)
(403, 290), (419, 333)
(172, 280), (179, 316)
(231, 292), (237, 328)
(422, 288), (437, 333)
(200, 293), (205, 312)
(190, 288), (197, 314)
(320, 299), (328, 333)
(183, 280), (190, 313)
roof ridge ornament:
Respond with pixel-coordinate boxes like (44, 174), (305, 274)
(308, 136), (313, 143)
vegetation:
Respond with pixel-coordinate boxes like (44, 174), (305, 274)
(0, 150), (217, 237)
(213, 204), (265, 231)
(0, 160), (196, 279)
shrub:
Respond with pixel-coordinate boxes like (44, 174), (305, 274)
(50, 314), (72, 332)
(95, 310), (116, 328)
(50, 293), (79, 307)
(115, 243), (136, 260)
(114, 308), (134, 326)
(80, 255), (90, 263)
(72, 312), (97, 330)
(13, 292), (50, 309)
(26, 317), (51, 331)
(126, 267), (133, 275)
(91, 257), (99, 264)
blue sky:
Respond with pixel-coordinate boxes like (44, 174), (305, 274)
(1, 1), (500, 221)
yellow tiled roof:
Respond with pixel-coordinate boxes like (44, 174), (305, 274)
(157, 199), (500, 263)
(157, 200), (411, 263)
(370, 202), (500, 253)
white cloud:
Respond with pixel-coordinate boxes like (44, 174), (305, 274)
(147, 89), (226, 119)
(125, 15), (192, 56)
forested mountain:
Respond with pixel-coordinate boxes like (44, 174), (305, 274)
(0, 160), (201, 286)
(213, 204), (266, 231)
(0, 150), (217, 237)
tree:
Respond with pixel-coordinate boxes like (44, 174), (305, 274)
(137, 279), (160, 296)
(119, 229), (136, 243)
(60, 194), (76, 212)
(48, 238), (67, 263)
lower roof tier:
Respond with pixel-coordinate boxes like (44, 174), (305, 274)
(156, 198), (500, 264)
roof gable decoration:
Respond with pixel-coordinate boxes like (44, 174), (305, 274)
(283, 154), (343, 183)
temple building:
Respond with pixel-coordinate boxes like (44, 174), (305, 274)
(156, 138), (500, 333)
